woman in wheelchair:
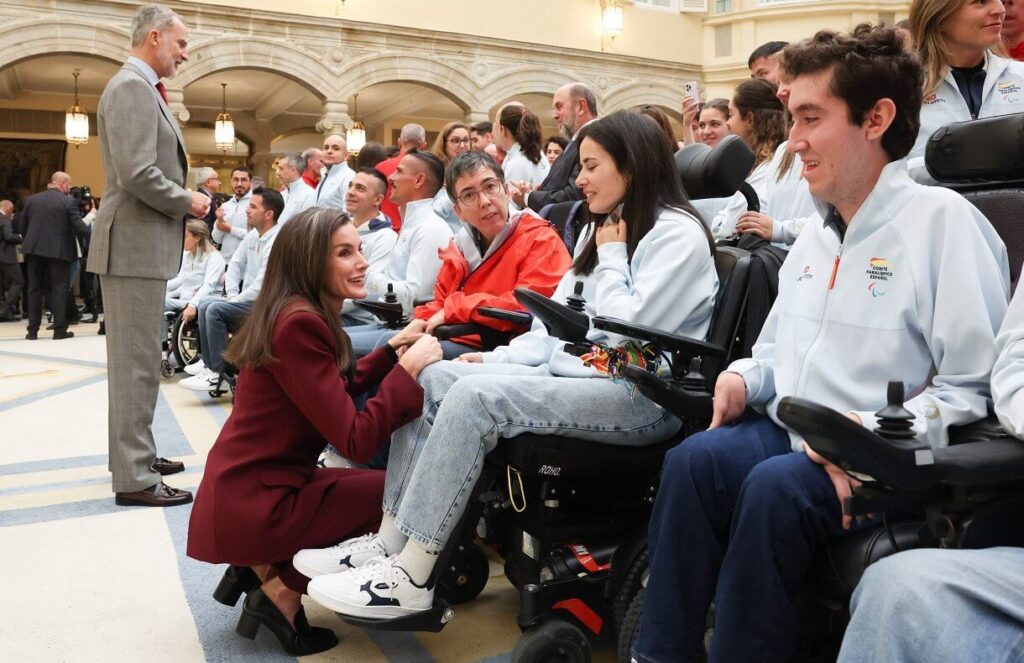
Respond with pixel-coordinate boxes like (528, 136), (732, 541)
(292, 110), (720, 620)
(186, 208), (443, 656)
(163, 219), (224, 336)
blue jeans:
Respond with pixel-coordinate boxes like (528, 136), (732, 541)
(345, 324), (475, 360)
(197, 297), (251, 373)
(839, 547), (1024, 663)
(383, 360), (681, 552)
(634, 416), (873, 663)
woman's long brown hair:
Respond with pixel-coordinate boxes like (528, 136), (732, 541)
(223, 207), (356, 380)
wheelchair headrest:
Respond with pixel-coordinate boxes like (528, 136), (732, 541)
(675, 135), (756, 200)
(925, 112), (1024, 185)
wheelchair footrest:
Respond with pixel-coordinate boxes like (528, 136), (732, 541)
(337, 600), (454, 633)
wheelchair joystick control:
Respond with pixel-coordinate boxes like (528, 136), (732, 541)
(566, 281), (586, 313)
(873, 381), (916, 440)
(384, 283), (398, 304)
(680, 357), (707, 392)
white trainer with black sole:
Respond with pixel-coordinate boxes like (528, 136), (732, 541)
(293, 533), (389, 578)
(184, 359), (209, 376)
(179, 372), (222, 391)
(307, 555), (433, 619)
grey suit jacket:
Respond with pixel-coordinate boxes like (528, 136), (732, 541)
(88, 62), (192, 280)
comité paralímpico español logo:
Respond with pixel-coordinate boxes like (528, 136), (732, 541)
(866, 257), (891, 297)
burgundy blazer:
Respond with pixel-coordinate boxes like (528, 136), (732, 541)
(187, 305), (423, 565)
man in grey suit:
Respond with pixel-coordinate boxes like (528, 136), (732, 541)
(89, 5), (210, 507)
(20, 172), (91, 339)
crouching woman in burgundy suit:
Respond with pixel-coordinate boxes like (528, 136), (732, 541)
(187, 207), (441, 656)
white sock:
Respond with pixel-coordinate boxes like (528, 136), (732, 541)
(378, 513), (408, 555)
(396, 540), (438, 586)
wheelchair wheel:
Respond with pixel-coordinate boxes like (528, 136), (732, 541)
(172, 315), (200, 368)
(613, 548), (648, 633)
(618, 587), (643, 663)
(512, 619), (591, 663)
(435, 540), (489, 605)
(160, 359), (175, 379)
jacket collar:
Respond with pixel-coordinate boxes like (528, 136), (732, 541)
(400, 198), (437, 228)
(358, 213), (393, 234)
(812, 160), (912, 244)
(942, 51), (1010, 105)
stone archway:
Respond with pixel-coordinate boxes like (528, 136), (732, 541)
(0, 18), (128, 71)
(603, 81), (685, 116)
(337, 53), (482, 113)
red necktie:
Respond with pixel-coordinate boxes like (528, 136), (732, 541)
(155, 81), (169, 105)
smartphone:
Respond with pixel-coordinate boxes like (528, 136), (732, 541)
(685, 80), (700, 103)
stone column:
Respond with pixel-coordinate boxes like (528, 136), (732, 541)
(316, 100), (351, 137)
(464, 110), (490, 125)
(249, 152), (275, 184)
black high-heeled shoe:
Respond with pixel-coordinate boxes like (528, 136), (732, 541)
(235, 588), (339, 655)
(213, 565), (261, 606)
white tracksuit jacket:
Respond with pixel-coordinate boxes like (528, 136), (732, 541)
(993, 282), (1024, 438)
(729, 161), (1010, 451)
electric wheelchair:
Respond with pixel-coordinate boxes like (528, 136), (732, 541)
(335, 135), (762, 662)
(617, 112), (1024, 663)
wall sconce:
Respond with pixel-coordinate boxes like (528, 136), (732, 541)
(214, 83), (235, 152)
(601, 0), (624, 40)
(65, 70), (89, 147)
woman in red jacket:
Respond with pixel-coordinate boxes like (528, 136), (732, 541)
(186, 207), (442, 655)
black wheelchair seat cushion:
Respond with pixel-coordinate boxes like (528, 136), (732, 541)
(490, 433), (680, 482)
(811, 521), (924, 600)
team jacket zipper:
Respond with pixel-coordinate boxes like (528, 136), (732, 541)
(794, 238), (844, 396)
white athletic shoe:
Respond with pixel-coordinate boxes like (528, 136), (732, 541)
(293, 533), (390, 578)
(318, 446), (367, 469)
(307, 556), (433, 619)
(184, 359), (209, 376)
(179, 372), (222, 391)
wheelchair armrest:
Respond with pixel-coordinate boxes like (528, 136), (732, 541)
(776, 396), (938, 491)
(592, 316), (726, 358)
(354, 299), (405, 323)
(932, 438), (1024, 487)
(514, 287), (589, 344)
(621, 365), (713, 422)
(432, 323), (519, 352)
(477, 306), (533, 327)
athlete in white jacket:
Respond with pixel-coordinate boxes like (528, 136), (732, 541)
(993, 279), (1024, 438)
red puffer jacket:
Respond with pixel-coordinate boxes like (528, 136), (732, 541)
(414, 211), (571, 348)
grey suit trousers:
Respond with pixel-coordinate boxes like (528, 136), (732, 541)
(101, 273), (166, 492)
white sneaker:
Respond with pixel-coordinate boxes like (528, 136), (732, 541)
(308, 556), (433, 619)
(293, 533), (389, 578)
(184, 359), (209, 376)
(179, 372), (222, 391)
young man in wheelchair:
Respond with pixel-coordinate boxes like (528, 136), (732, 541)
(180, 187), (283, 391)
(631, 26), (1011, 663)
(836, 278), (1024, 663)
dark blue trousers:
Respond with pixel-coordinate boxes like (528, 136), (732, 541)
(633, 416), (857, 663)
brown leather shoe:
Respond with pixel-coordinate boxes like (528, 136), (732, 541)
(153, 457), (185, 476)
(115, 482), (193, 507)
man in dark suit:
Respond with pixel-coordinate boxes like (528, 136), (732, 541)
(20, 172), (90, 339)
(89, 4), (209, 507)
(0, 199), (23, 321)
(194, 166), (221, 235)
(510, 82), (599, 213)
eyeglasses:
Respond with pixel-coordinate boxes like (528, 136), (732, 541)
(456, 178), (504, 207)
(448, 137), (471, 145)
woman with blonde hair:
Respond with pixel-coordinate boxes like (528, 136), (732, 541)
(908, 0), (1024, 166)
(430, 121), (472, 232)
(166, 219), (225, 326)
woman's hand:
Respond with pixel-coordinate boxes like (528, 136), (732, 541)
(398, 334), (443, 380)
(595, 218), (627, 246)
(387, 319), (428, 351)
(182, 304), (197, 324)
(455, 353), (483, 363)
(736, 212), (774, 240)
(680, 96), (700, 146)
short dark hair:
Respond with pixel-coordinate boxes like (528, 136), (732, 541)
(545, 135), (569, 151)
(356, 167), (389, 195)
(231, 166), (253, 179)
(445, 150), (504, 201)
(403, 150), (445, 196)
(471, 121), (493, 135)
(748, 41), (788, 68)
(355, 141), (388, 170)
(251, 186), (284, 222)
(781, 24), (922, 161)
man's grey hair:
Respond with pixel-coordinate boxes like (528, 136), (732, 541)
(301, 147), (321, 170)
(278, 153), (306, 174)
(195, 167), (218, 188)
(130, 5), (182, 48)
(569, 83), (599, 117)
(399, 123), (427, 147)
(445, 150), (504, 201)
